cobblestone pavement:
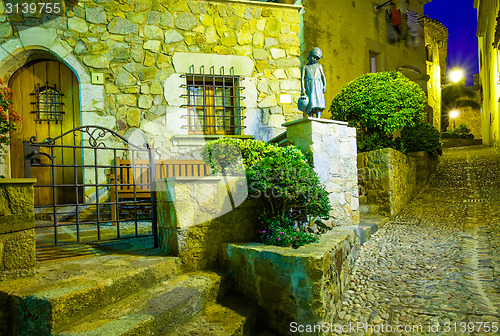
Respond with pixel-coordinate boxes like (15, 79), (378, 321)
(333, 146), (500, 336)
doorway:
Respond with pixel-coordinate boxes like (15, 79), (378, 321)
(9, 59), (82, 205)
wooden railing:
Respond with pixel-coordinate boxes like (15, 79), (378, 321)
(109, 159), (211, 221)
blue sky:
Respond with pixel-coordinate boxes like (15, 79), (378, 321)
(424, 0), (478, 86)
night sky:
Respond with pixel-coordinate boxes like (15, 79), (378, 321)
(424, 0), (479, 86)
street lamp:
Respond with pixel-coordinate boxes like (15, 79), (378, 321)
(449, 110), (459, 130)
(449, 69), (464, 83)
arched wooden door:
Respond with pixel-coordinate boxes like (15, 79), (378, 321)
(9, 60), (82, 206)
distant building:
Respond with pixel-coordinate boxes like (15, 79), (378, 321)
(475, 0), (500, 148)
(424, 17), (448, 132)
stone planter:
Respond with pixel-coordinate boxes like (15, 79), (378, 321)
(227, 226), (359, 335)
(156, 176), (260, 271)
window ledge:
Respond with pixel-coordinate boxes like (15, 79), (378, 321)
(172, 134), (254, 146)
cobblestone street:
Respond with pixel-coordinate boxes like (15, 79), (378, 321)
(334, 146), (500, 335)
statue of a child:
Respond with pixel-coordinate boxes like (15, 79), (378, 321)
(300, 47), (327, 118)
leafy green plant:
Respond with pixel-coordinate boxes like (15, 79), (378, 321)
(441, 124), (474, 139)
(202, 138), (332, 248)
(201, 137), (280, 175)
(329, 71), (426, 152)
(256, 215), (319, 248)
(400, 122), (442, 154)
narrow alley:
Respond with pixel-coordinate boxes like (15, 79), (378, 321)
(334, 146), (500, 335)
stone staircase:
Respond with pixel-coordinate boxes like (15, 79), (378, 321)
(0, 254), (258, 336)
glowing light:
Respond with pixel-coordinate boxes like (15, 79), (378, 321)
(450, 110), (459, 119)
(449, 69), (464, 83)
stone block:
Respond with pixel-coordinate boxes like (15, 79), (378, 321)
(18, 26), (56, 48)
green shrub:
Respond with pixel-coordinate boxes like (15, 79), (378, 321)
(329, 71), (427, 152)
(441, 124), (474, 139)
(202, 138), (331, 248)
(247, 146), (331, 224)
(400, 122), (442, 154)
(201, 137), (280, 175)
(358, 133), (404, 153)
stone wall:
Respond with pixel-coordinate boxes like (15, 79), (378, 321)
(441, 139), (483, 148)
(0, 0), (304, 166)
(227, 226), (360, 336)
(357, 148), (417, 217)
(407, 151), (440, 187)
(0, 179), (36, 280)
(156, 176), (259, 271)
(284, 118), (359, 226)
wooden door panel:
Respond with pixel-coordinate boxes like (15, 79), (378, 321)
(9, 60), (81, 206)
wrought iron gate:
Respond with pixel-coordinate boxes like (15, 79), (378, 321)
(23, 125), (158, 247)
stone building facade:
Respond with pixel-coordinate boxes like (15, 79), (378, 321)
(0, 0), (304, 178)
(475, 0), (500, 149)
(424, 17), (448, 132)
(299, 0), (431, 119)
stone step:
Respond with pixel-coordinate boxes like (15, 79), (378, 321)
(1, 254), (181, 335)
(54, 271), (224, 335)
(167, 293), (258, 336)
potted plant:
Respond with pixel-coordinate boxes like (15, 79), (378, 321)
(0, 78), (22, 168)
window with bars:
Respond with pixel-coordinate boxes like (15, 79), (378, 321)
(181, 65), (245, 135)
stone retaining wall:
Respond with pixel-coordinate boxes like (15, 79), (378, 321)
(156, 176), (259, 271)
(0, 179), (36, 280)
(407, 150), (440, 187)
(441, 139), (483, 148)
(227, 226), (360, 336)
(357, 148), (416, 217)
(357, 148), (439, 217)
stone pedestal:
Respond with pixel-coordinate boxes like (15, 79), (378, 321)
(283, 117), (359, 226)
(0, 178), (37, 280)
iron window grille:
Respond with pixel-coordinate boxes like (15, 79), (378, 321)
(30, 82), (65, 124)
(181, 65), (246, 135)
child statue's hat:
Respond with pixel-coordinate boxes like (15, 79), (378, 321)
(309, 47), (322, 59)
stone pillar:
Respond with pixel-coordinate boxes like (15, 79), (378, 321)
(0, 178), (37, 280)
(283, 117), (359, 226)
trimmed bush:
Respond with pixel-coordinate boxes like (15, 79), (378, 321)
(401, 122), (442, 154)
(329, 71), (427, 152)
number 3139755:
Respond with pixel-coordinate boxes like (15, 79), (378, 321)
(5, 2), (61, 14)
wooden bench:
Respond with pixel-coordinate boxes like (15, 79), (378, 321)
(109, 158), (211, 221)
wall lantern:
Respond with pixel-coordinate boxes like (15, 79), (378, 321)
(30, 82), (65, 124)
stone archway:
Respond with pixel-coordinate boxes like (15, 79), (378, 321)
(0, 26), (104, 177)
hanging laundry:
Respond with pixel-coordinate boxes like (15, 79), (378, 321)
(386, 10), (398, 44)
(407, 9), (420, 47)
(391, 5), (403, 31)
